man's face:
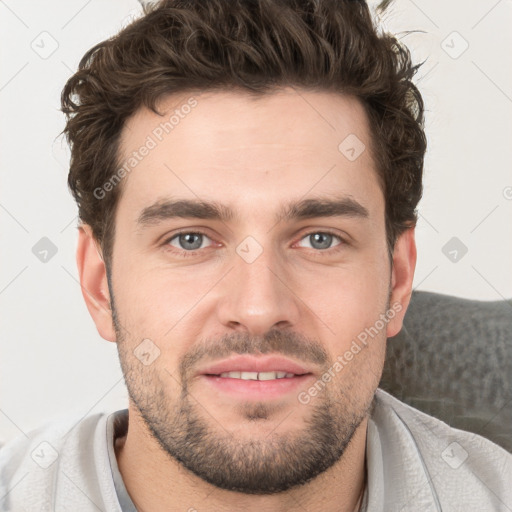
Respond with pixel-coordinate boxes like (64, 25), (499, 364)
(106, 88), (398, 493)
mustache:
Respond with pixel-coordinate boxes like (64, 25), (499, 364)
(180, 329), (329, 381)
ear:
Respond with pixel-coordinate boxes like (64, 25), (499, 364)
(76, 224), (116, 342)
(386, 226), (417, 338)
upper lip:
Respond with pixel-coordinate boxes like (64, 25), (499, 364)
(197, 355), (312, 376)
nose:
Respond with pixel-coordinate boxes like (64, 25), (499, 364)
(215, 242), (301, 336)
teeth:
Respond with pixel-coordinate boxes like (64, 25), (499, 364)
(240, 371), (258, 380)
(220, 371), (240, 378)
(218, 371), (296, 380)
(258, 371), (278, 381)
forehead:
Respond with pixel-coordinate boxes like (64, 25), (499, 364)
(116, 87), (383, 223)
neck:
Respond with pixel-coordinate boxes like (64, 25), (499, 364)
(115, 408), (368, 512)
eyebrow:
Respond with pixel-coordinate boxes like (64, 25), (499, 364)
(136, 196), (369, 228)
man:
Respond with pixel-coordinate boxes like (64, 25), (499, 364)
(1, 0), (511, 510)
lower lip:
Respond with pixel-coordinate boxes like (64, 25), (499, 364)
(200, 374), (313, 399)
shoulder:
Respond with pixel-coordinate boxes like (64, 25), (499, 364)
(371, 389), (512, 509)
(0, 410), (122, 511)
(374, 388), (512, 459)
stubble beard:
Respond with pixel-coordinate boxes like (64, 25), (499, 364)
(114, 326), (377, 494)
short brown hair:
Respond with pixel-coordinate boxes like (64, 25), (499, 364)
(61, 0), (426, 267)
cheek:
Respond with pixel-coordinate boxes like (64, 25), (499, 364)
(300, 259), (390, 340)
(315, 275), (389, 397)
(112, 262), (217, 359)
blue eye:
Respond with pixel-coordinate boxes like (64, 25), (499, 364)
(297, 231), (343, 251)
(167, 232), (212, 251)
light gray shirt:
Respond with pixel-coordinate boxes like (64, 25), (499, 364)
(1, 389), (511, 511)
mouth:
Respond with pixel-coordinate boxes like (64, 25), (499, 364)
(196, 355), (315, 399)
(214, 370), (297, 380)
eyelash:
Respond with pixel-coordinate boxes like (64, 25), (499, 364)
(162, 229), (347, 258)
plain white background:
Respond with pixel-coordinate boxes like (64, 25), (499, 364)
(1, 0), (511, 444)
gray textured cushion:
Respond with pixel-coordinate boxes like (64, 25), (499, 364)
(380, 290), (512, 452)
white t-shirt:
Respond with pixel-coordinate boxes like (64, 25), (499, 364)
(1, 389), (511, 511)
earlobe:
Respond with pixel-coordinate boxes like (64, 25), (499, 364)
(76, 225), (116, 342)
(386, 227), (417, 339)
